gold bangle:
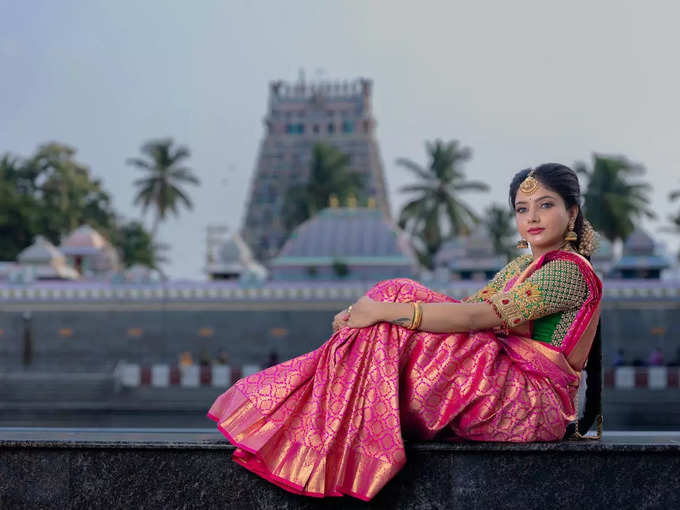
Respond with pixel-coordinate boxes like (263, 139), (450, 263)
(412, 302), (423, 330)
(408, 302), (417, 329)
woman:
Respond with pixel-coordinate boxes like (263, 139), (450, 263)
(207, 163), (602, 501)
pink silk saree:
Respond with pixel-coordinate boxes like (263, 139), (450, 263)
(207, 250), (602, 501)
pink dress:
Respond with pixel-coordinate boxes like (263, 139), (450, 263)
(207, 250), (602, 501)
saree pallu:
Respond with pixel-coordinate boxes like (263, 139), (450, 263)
(207, 277), (583, 501)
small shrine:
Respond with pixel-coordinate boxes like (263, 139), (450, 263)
(15, 236), (79, 281)
(433, 231), (507, 281)
(59, 224), (121, 278)
(610, 228), (671, 279)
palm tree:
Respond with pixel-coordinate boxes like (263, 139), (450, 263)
(397, 139), (489, 269)
(127, 138), (200, 237)
(575, 154), (655, 244)
(281, 143), (365, 230)
(664, 183), (680, 261)
(484, 203), (517, 261)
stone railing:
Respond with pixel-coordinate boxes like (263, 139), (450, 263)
(1, 279), (679, 304)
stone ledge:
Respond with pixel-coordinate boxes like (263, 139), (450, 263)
(1, 429), (679, 509)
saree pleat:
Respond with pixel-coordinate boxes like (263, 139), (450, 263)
(207, 276), (587, 501)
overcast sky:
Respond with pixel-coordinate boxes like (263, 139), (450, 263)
(1, 0), (678, 279)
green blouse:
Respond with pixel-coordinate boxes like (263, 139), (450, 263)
(463, 253), (589, 349)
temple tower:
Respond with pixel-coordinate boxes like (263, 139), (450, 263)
(241, 76), (391, 262)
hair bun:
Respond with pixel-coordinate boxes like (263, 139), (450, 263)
(578, 219), (599, 257)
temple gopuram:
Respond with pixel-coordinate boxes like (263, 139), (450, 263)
(241, 75), (390, 262)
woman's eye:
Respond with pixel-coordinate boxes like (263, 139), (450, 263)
(515, 207), (526, 213)
(540, 202), (553, 208)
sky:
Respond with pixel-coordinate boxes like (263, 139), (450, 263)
(1, 0), (679, 279)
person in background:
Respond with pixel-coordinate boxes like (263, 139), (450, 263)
(265, 350), (279, 368)
(216, 349), (229, 365)
(647, 347), (665, 366)
(613, 348), (626, 367)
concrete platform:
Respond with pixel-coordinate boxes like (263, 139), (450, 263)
(1, 428), (679, 509)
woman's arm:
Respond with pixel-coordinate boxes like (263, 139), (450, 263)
(344, 296), (504, 333)
(377, 301), (504, 333)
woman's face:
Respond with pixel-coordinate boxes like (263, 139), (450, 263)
(514, 181), (576, 252)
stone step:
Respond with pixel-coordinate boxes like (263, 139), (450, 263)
(1, 430), (678, 508)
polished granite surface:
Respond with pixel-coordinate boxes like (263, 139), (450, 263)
(1, 427), (679, 451)
(2, 428), (679, 509)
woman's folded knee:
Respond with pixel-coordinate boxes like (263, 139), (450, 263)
(367, 278), (425, 302)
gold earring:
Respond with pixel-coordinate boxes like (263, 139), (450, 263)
(565, 221), (577, 242)
(516, 239), (529, 249)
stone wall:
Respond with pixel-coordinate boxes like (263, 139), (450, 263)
(1, 302), (679, 371)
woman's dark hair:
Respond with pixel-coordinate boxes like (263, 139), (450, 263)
(509, 163), (602, 437)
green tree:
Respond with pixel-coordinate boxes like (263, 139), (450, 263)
(281, 143), (365, 231)
(575, 154), (655, 244)
(397, 139), (489, 269)
(0, 144), (119, 260)
(331, 258), (350, 279)
(29, 142), (118, 243)
(483, 203), (518, 260)
(111, 220), (166, 270)
(0, 155), (41, 260)
(127, 138), (200, 237)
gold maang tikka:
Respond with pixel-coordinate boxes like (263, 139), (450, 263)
(519, 169), (539, 194)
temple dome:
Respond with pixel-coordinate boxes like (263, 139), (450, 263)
(434, 230), (507, 280)
(271, 207), (416, 280)
(612, 228), (671, 278)
(18, 236), (66, 265)
(16, 236), (79, 280)
(276, 208), (413, 259)
(622, 228), (655, 256)
(206, 232), (267, 281)
(59, 224), (121, 275)
(60, 224), (109, 255)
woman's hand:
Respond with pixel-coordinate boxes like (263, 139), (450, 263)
(344, 295), (383, 329)
(332, 296), (385, 332)
(332, 308), (351, 332)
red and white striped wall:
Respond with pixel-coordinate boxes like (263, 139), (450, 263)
(604, 366), (680, 389)
(114, 362), (262, 388)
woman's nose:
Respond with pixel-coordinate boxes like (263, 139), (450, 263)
(528, 206), (540, 222)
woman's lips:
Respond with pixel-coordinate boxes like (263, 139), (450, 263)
(527, 228), (545, 235)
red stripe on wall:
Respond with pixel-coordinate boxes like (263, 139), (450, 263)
(231, 368), (242, 385)
(634, 369), (648, 388)
(170, 366), (181, 385)
(200, 366), (212, 385)
(604, 368), (614, 388)
(140, 366), (151, 386)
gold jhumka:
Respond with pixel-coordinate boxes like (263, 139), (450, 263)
(565, 222), (578, 242)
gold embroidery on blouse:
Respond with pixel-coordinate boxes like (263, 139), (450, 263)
(488, 281), (543, 327)
(462, 255), (533, 303)
(486, 258), (589, 334)
(550, 309), (578, 346)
